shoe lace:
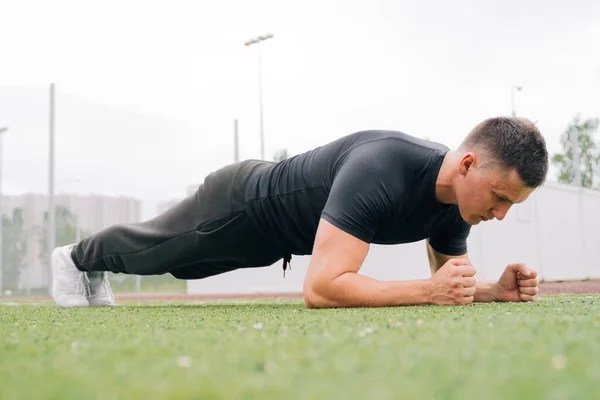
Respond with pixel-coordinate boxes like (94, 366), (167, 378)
(87, 272), (113, 299)
(101, 273), (113, 299)
(76, 272), (91, 297)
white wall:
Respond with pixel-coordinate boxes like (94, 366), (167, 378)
(188, 182), (600, 295)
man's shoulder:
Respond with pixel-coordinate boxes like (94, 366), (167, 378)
(338, 130), (449, 173)
(344, 130), (449, 155)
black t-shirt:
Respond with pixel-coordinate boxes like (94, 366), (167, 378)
(244, 130), (471, 257)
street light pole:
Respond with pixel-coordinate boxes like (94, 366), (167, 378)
(511, 85), (522, 117)
(48, 83), (56, 295)
(245, 33), (274, 160)
(0, 126), (8, 296)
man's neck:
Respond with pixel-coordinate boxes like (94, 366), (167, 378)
(435, 151), (459, 205)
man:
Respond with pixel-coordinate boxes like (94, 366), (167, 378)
(51, 116), (548, 308)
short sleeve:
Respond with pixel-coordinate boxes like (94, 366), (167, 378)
(321, 154), (399, 243)
(427, 210), (471, 256)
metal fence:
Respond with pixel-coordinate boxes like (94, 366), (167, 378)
(0, 84), (236, 297)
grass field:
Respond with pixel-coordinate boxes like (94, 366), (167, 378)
(1, 295), (600, 400)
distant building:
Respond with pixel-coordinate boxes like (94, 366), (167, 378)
(156, 184), (200, 216)
(1, 193), (141, 289)
(156, 199), (180, 216)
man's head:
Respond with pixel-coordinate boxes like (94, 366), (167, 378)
(452, 116), (548, 225)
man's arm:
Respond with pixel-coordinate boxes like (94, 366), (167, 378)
(425, 241), (499, 302)
(303, 219), (432, 308)
(302, 219), (475, 309)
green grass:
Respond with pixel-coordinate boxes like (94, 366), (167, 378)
(1, 295), (600, 400)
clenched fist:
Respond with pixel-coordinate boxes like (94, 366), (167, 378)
(494, 263), (539, 302)
(428, 258), (476, 305)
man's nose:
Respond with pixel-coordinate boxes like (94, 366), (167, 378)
(492, 203), (512, 221)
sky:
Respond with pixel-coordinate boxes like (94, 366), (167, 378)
(1, 0), (599, 219)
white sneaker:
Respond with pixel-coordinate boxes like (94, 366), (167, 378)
(86, 271), (116, 307)
(51, 244), (89, 307)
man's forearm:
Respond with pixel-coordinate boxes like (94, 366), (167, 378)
(305, 272), (432, 308)
(474, 279), (500, 302)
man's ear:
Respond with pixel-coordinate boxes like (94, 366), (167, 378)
(458, 152), (476, 176)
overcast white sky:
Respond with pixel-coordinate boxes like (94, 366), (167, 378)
(1, 0), (599, 218)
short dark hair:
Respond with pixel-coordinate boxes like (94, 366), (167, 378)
(460, 117), (549, 188)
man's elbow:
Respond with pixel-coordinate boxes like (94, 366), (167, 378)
(302, 287), (325, 309)
(303, 290), (316, 309)
(302, 281), (336, 309)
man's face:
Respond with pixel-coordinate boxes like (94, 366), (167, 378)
(454, 154), (535, 225)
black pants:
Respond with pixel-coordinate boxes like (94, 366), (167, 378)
(71, 161), (284, 280)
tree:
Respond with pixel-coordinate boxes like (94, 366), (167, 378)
(1, 208), (28, 290)
(37, 205), (91, 265)
(551, 115), (600, 189)
(273, 149), (290, 162)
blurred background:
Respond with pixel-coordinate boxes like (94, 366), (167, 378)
(1, 0), (599, 297)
